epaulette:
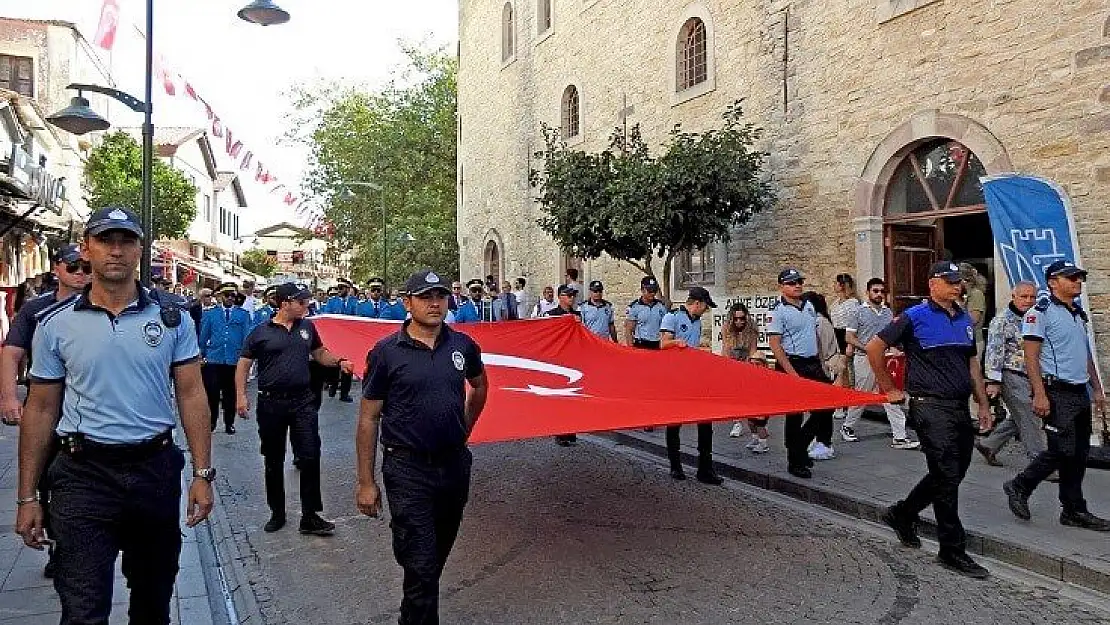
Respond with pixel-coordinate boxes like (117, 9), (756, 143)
(35, 294), (79, 325)
(628, 298), (641, 307)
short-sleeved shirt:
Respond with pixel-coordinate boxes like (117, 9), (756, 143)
(766, 297), (818, 358)
(241, 318), (323, 391)
(579, 299), (614, 339)
(1022, 296), (1090, 385)
(846, 303), (894, 354)
(830, 298), (860, 331)
(965, 287), (987, 337)
(363, 322), (484, 452)
(626, 297), (668, 341)
(660, 307), (702, 346)
(31, 287), (200, 444)
(4, 291), (66, 351)
(877, 299), (976, 399)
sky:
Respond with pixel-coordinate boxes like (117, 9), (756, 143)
(2, 0), (458, 234)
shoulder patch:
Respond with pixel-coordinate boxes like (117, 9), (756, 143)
(1034, 297), (1051, 312)
(768, 300), (779, 311)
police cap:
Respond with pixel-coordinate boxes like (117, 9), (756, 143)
(557, 284), (577, 296)
(589, 280), (604, 292)
(778, 268), (805, 284)
(367, 277), (385, 288)
(275, 282), (312, 302)
(1044, 259), (1087, 281)
(404, 269), (451, 296)
(928, 261), (962, 284)
(640, 276), (659, 292)
(216, 282), (238, 295)
(466, 279), (485, 290)
(337, 278), (352, 288)
(85, 206), (144, 238)
(51, 244), (81, 264)
(687, 286), (717, 308)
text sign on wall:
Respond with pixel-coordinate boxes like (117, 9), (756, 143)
(709, 293), (780, 355)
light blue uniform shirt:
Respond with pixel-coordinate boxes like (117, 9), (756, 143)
(199, 305), (252, 365)
(252, 304), (274, 329)
(580, 299), (615, 339)
(660, 307), (702, 346)
(626, 297), (667, 341)
(1022, 296), (1091, 385)
(31, 288), (201, 444)
(766, 297), (819, 357)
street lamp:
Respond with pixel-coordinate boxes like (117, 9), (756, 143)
(237, 0), (291, 26)
(338, 181), (389, 285)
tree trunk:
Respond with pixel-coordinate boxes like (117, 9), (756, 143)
(662, 250), (676, 306)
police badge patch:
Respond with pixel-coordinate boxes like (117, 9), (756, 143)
(451, 351), (465, 371)
(142, 320), (164, 347)
(300, 329), (310, 341)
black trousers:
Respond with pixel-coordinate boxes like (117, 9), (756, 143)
(895, 397), (974, 554)
(309, 360), (330, 411)
(666, 423), (714, 472)
(256, 390), (323, 516)
(1012, 382), (1092, 514)
(780, 356), (834, 469)
(202, 363), (237, 429)
(327, 366), (353, 399)
(382, 447), (472, 625)
(48, 444), (184, 625)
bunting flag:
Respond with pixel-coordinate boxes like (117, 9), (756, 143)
(312, 315), (885, 444)
(93, 0), (120, 50)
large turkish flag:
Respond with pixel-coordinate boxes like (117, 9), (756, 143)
(312, 315), (885, 444)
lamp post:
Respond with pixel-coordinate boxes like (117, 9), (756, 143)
(338, 181), (387, 284)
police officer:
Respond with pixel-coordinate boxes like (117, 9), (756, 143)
(580, 280), (618, 341)
(546, 285), (582, 446)
(15, 206), (214, 623)
(661, 287), (722, 484)
(867, 261), (992, 579)
(1004, 260), (1110, 531)
(323, 285), (344, 314)
(200, 282), (252, 434)
(236, 282), (352, 535)
(358, 277), (389, 317)
(253, 285), (278, 329)
(767, 268), (833, 479)
(624, 276), (667, 348)
(454, 278), (486, 323)
(356, 269), (488, 625)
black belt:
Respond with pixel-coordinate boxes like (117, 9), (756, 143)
(908, 395), (968, 407)
(632, 339), (660, 349)
(1001, 369), (1028, 378)
(57, 429), (173, 461)
(1043, 376), (1088, 391)
(258, 387), (311, 400)
(383, 445), (465, 465)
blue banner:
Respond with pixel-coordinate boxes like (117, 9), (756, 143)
(982, 174), (1081, 290)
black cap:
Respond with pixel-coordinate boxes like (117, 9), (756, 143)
(263, 285), (278, 297)
(367, 277), (384, 288)
(326, 286), (338, 295)
(85, 206), (143, 238)
(466, 278), (485, 289)
(778, 268), (804, 284)
(337, 278), (352, 288)
(52, 244), (81, 264)
(687, 286), (717, 308)
(928, 261), (963, 284)
(589, 280), (603, 292)
(404, 269), (451, 296)
(557, 284), (577, 296)
(1044, 259), (1087, 281)
(275, 282), (312, 302)
(640, 276), (659, 291)
(216, 282), (238, 295)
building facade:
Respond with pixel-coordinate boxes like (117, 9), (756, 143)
(458, 0), (1110, 360)
(250, 222), (351, 289)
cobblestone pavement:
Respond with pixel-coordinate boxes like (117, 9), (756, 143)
(211, 399), (1110, 625)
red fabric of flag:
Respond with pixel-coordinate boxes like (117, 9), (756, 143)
(93, 0), (120, 50)
(312, 315), (885, 444)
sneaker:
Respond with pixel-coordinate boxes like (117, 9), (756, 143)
(840, 425), (859, 442)
(1003, 480), (1031, 521)
(264, 514), (286, 533)
(891, 438), (921, 450)
(936, 551), (990, 579)
(730, 422), (744, 438)
(974, 442), (1002, 466)
(881, 507), (921, 548)
(669, 468), (687, 481)
(744, 435), (760, 450)
(696, 470), (724, 486)
(751, 439), (771, 454)
(809, 443), (836, 461)
(787, 465), (812, 479)
(1060, 511), (1110, 532)
(833, 408), (846, 420)
(299, 513), (336, 536)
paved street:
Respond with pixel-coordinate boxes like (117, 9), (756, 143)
(211, 396), (1110, 625)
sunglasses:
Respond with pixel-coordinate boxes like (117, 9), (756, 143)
(782, 280), (804, 286)
(469, 287), (484, 293)
(65, 260), (92, 274)
(370, 287), (383, 292)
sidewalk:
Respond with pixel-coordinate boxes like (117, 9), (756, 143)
(0, 426), (220, 625)
(604, 412), (1110, 594)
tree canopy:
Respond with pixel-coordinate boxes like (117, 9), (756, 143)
(239, 248), (277, 278)
(82, 131), (197, 240)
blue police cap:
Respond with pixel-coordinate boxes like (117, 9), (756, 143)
(1044, 259), (1087, 281)
(589, 280), (604, 292)
(85, 206), (143, 238)
(557, 284), (577, 296)
(404, 269), (451, 296)
(640, 276), (659, 291)
(778, 268), (804, 284)
(928, 261), (962, 284)
(51, 244), (81, 264)
(276, 282), (311, 302)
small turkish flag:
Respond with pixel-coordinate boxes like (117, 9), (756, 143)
(93, 0), (120, 50)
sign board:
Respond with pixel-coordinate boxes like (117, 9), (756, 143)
(709, 293), (780, 356)
(3, 146), (66, 213)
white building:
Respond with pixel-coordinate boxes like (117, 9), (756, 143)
(250, 222), (350, 289)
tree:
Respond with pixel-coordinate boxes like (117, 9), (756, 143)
(83, 131), (198, 240)
(287, 42), (458, 288)
(239, 248), (278, 278)
(530, 101), (775, 301)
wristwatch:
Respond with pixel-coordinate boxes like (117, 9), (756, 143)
(194, 468), (218, 482)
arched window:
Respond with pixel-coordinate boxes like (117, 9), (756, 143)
(502, 3), (515, 63)
(561, 85), (580, 140)
(484, 239), (502, 284)
(886, 140), (987, 216)
(538, 0), (552, 34)
(676, 17), (707, 91)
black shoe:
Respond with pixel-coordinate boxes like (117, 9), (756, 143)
(292, 458), (302, 470)
(696, 471), (723, 486)
(975, 442), (1002, 467)
(299, 513), (336, 536)
(1003, 480), (1031, 520)
(881, 507), (921, 549)
(670, 468), (687, 481)
(263, 514), (286, 533)
(328, 388), (337, 398)
(788, 466), (812, 479)
(225, 425), (236, 434)
(43, 547), (56, 579)
(339, 395), (354, 403)
(1060, 510), (1110, 532)
(1045, 471), (1060, 483)
(936, 551), (990, 579)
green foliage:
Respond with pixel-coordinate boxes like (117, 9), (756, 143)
(287, 42), (459, 288)
(531, 101), (775, 300)
(82, 131), (197, 240)
(239, 248), (278, 278)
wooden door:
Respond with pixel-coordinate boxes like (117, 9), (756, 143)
(885, 224), (937, 314)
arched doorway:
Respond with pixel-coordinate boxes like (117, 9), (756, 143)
(883, 139), (993, 314)
(483, 239), (502, 286)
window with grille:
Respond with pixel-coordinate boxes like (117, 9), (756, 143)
(679, 245), (715, 286)
(0, 55), (34, 97)
(561, 85), (580, 139)
(502, 3), (516, 62)
(676, 18), (707, 92)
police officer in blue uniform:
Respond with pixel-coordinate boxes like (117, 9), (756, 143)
(1004, 260), (1110, 531)
(454, 279), (486, 323)
(624, 276), (667, 348)
(200, 282), (252, 433)
(358, 277), (389, 317)
(661, 287), (722, 484)
(546, 285), (582, 446)
(252, 285), (277, 329)
(15, 206), (214, 623)
(323, 285), (344, 314)
(580, 280), (618, 341)
(356, 269), (489, 625)
(867, 261), (992, 579)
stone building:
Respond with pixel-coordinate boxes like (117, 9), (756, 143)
(457, 0), (1110, 358)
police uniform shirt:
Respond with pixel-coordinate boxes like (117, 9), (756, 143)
(580, 299), (614, 338)
(877, 299), (976, 399)
(357, 297), (387, 318)
(4, 291), (70, 351)
(766, 297), (819, 357)
(241, 318), (323, 390)
(199, 305), (252, 365)
(363, 322), (484, 453)
(1022, 296), (1091, 385)
(846, 303), (894, 354)
(626, 298), (667, 341)
(660, 307), (702, 346)
(30, 287), (201, 444)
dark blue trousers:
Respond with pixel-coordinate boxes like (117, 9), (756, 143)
(48, 444), (184, 625)
(1013, 382), (1092, 514)
(382, 448), (472, 625)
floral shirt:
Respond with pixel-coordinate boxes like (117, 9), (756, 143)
(984, 304), (1025, 382)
